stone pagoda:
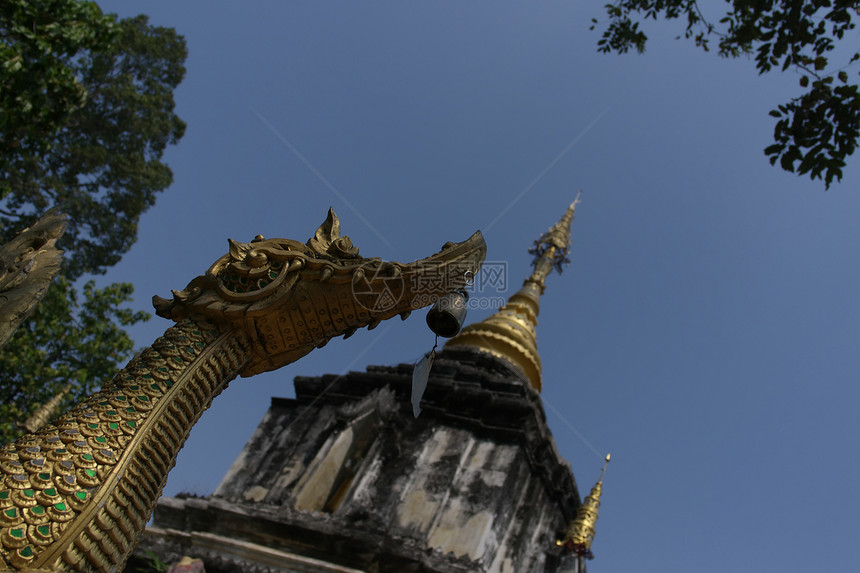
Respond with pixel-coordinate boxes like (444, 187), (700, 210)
(129, 198), (605, 573)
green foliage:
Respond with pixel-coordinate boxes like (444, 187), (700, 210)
(0, 0), (116, 161)
(0, 276), (149, 444)
(592, 0), (859, 188)
(127, 551), (170, 573)
(1, 6), (187, 278)
(0, 2), (187, 443)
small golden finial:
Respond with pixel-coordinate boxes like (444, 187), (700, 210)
(21, 383), (72, 434)
(526, 190), (580, 291)
(559, 452), (610, 560)
(445, 194), (581, 391)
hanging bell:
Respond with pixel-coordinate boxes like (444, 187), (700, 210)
(426, 289), (469, 338)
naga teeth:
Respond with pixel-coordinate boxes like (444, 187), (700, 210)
(343, 326), (358, 339)
(288, 259), (304, 272)
(352, 269), (365, 285)
(399, 310), (411, 320)
(367, 319), (381, 330)
(320, 267), (333, 282)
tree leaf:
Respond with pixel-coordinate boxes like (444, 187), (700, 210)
(589, 0), (859, 188)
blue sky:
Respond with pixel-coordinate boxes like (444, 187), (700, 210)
(97, 2), (860, 572)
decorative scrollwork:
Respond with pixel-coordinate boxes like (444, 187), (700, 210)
(153, 209), (373, 322)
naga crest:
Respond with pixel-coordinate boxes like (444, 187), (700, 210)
(154, 209), (486, 376)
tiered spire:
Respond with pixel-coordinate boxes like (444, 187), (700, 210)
(559, 453), (610, 560)
(446, 195), (609, 561)
(444, 193), (580, 391)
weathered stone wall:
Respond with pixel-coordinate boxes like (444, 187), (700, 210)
(131, 348), (584, 573)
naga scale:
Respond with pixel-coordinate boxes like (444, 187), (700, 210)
(0, 209), (486, 572)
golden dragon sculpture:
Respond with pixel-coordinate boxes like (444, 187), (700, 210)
(0, 209), (486, 572)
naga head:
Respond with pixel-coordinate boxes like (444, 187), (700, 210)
(154, 208), (486, 376)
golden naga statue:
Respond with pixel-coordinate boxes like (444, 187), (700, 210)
(0, 209), (486, 572)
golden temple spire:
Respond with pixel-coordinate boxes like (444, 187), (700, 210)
(444, 193), (580, 391)
(560, 453), (610, 560)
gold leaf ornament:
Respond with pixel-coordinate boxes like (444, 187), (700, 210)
(308, 208), (360, 259)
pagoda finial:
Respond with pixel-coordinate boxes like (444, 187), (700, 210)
(526, 190), (579, 291)
(559, 453), (610, 560)
(444, 194), (580, 391)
